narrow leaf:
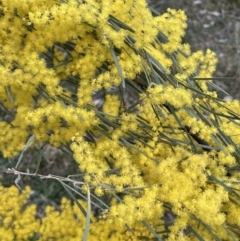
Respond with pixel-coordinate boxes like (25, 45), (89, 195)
(191, 77), (234, 81)
(141, 220), (163, 241)
(60, 181), (88, 218)
(15, 135), (35, 168)
(209, 176), (240, 199)
(35, 149), (44, 173)
(110, 44), (125, 87)
(5, 85), (14, 102)
(109, 15), (135, 33)
(207, 81), (229, 95)
(82, 187), (91, 241)
(223, 225), (237, 241)
(188, 226), (205, 241)
(177, 48), (190, 58)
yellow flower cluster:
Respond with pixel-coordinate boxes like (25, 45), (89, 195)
(155, 8), (188, 53)
(0, 185), (39, 240)
(0, 0), (218, 155)
(146, 85), (192, 108)
(0, 185), (156, 241)
(103, 94), (121, 117)
(1, 183), (240, 241)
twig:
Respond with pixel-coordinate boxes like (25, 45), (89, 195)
(6, 168), (85, 185)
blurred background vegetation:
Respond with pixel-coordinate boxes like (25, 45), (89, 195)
(148, 0), (240, 99)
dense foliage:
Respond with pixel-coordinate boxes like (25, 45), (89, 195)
(0, 0), (240, 240)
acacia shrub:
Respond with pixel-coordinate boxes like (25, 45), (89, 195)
(0, 0), (240, 240)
